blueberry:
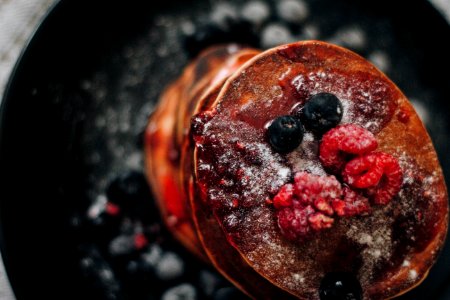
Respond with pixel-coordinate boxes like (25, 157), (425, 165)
(267, 115), (304, 153)
(302, 93), (343, 134)
(319, 272), (362, 300)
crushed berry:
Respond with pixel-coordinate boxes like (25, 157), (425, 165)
(308, 213), (334, 231)
(314, 198), (334, 216)
(319, 124), (378, 172)
(396, 108), (411, 123)
(272, 172), (372, 241)
(273, 120), (403, 242)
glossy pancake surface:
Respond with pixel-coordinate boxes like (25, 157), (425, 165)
(192, 41), (448, 299)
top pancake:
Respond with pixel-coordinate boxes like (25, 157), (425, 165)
(192, 41), (448, 299)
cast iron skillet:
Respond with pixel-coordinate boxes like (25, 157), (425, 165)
(1, 0), (449, 299)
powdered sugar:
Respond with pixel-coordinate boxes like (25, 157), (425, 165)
(289, 69), (395, 133)
(287, 132), (326, 176)
(345, 209), (393, 282)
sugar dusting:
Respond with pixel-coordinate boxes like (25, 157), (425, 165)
(345, 208), (393, 283)
(243, 205), (311, 292)
(287, 132), (326, 176)
(289, 69), (395, 133)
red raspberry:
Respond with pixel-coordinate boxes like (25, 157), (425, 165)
(342, 152), (384, 188)
(271, 124), (403, 243)
(343, 152), (403, 205)
(277, 201), (335, 241)
(314, 198), (334, 216)
(308, 213), (334, 231)
(366, 154), (403, 205)
(332, 187), (371, 217)
(319, 124), (378, 172)
(273, 172), (342, 241)
(276, 203), (317, 241)
(273, 184), (294, 209)
(293, 172), (343, 208)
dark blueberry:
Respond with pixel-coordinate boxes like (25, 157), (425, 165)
(267, 115), (304, 153)
(301, 93), (343, 134)
(319, 272), (363, 300)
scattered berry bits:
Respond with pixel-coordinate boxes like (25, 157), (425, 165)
(134, 233), (149, 250)
(319, 124), (378, 171)
(105, 202), (121, 216)
(267, 115), (304, 153)
(301, 93), (343, 134)
(396, 107), (411, 123)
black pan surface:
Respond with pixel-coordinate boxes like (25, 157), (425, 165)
(1, 0), (449, 299)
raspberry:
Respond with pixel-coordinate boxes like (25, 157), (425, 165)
(319, 124), (378, 172)
(366, 153), (403, 205)
(343, 152), (403, 205)
(314, 198), (334, 216)
(342, 153), (384, 188)
(273, 184), (294, 209)
(271, 123), (403, 242)
(276, 203), (316, 241)
(308, 213), (334, 231)
(293, 172), (343, 207)
(273, 172), (343, 241)
(332, 187), (371, 217)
